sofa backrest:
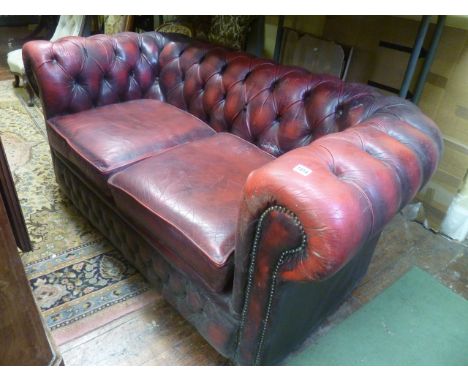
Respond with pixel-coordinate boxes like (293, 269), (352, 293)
(23, 31), (441, 157)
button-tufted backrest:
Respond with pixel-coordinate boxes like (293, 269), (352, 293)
(51, 15), (86, 42)
(24, 31), (426, 157)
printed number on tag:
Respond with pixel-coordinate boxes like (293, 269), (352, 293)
(293, 164), (312, 176)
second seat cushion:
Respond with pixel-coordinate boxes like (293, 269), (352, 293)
(108, 133), (274, 292)
(47, 99), (215, 193)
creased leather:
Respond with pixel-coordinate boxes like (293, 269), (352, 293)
(108, 133), (273, 292)
(46, 98), (215, 194)
(53, 151), (238, 358)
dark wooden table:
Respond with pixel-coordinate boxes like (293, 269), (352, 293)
(0, 137), (62, 365)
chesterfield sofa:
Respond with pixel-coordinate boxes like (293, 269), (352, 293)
(23, 32), (443, 365)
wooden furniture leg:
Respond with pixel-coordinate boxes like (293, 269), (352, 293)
(12, 74), (20, 88)
(23, 75), (35, 107)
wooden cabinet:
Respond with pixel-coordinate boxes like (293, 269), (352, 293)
(0, 137), (62, 365)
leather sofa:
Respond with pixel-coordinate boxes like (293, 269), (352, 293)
(23, 32), (443, 365)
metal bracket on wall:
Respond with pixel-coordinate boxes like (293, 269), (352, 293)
(368, 16), (446, 104)
(274, 15), (446, 106)
(400, 15), (446, 104)
(412, 16), (447, 104)
(273, 16), (285, 63)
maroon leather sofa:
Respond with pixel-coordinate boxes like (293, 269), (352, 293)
(23, 32), (443, 365)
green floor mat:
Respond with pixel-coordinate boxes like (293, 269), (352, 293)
(286, 267), (468, 365)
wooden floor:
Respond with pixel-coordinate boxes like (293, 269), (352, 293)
(1, 25), (466, 366)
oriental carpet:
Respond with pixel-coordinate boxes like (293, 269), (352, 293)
(0, 80), (157, 345)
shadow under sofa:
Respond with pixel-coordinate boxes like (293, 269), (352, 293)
(23, 31), (443, 365)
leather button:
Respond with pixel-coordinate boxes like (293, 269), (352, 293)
(219, 64), (228, 74)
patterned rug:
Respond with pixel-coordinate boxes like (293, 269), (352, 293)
(0, 80), (157, 345)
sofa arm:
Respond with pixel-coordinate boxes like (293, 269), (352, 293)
(232, 106), (442, 364)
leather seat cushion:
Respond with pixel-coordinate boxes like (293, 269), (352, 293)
(47, 99), (215, 193)
(108, 133), (274, 292)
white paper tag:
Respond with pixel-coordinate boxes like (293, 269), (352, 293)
(293, 164), (312, 176)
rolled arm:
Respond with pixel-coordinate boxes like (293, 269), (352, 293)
(233, 101), (443, 364)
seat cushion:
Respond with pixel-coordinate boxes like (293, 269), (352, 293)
(108, 133), (274, 292)
(47, 99), (215, 193)
(7, 49), (24, 74)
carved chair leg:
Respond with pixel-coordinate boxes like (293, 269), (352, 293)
(22, 75), (35, 107)
(12, 74), (20, 88)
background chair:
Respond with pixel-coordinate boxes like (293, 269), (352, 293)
(279, 27), (354, 80)
(156, 16), (264, 56)
(7, 15), (85, 106)
(101, 16), (134, 35)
